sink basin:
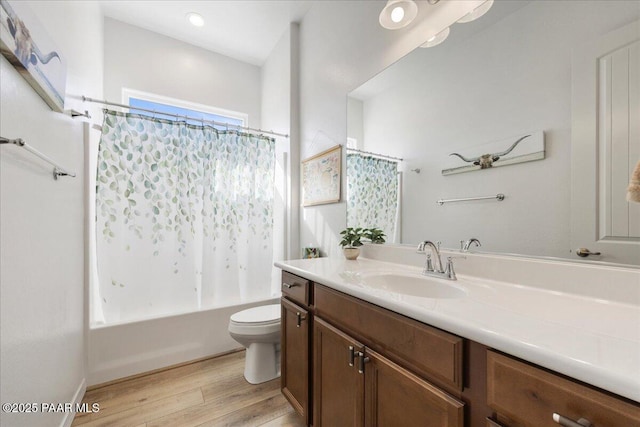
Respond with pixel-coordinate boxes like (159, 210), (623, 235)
(361, 273), (467, 299)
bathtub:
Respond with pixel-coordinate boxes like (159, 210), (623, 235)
(87, 297), (278, 386)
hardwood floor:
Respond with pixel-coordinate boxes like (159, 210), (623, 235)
(72, 351), (306, 427)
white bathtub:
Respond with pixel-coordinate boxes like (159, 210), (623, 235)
(87, 297), (278, 386)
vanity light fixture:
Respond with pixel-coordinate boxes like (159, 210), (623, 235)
(420, 26), (450, 48)
(457, 0), (494, 23)
(379, 0), (419, 30)
(186, 12), (205, 27)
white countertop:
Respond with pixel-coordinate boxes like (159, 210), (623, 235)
(275, 257), (640, 402)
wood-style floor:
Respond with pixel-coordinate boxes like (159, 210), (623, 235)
(71, 351), (306, 427)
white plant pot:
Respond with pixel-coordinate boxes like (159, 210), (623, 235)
(343, 247), (360, 260)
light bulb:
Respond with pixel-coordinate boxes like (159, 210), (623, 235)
(390, 6), (405, 23)
(379, 0), (418, 30)
(187, 12), (204, 27)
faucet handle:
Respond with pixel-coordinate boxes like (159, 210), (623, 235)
(444, 256), (466, 280)
(460, 240), (465, 251)
(436, 241), (442, 251)
(424, 254), (434, 273)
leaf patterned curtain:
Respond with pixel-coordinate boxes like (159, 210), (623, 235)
(95, 110), (275, 323)
(346, 153), (399, 241)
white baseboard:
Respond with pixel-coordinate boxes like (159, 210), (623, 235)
(60, 378), (87, 427)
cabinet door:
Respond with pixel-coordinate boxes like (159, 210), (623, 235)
(364, 347), (465, 427)
(314, 318), (364, 427)
(281, 298), (310, 423)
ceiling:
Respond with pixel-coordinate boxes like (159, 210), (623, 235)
(99, 1), (314, 66)
(350, 0), (531, 100)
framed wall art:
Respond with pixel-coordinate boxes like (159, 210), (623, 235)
(302, 144), (341, 206)
(0, 0), (67, 112)
(442, 131), (545, 176)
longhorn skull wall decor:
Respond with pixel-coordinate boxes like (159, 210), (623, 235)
(442, 131), (545, 176)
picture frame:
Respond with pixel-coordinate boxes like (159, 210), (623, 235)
(0, 0), (67, 112)
(302, 144), (342, 207)
(302, 247), (320, 259)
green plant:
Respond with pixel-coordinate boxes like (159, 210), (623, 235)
(339, 227), (386, 248)
(364, 227), (386, 244)
(339, 227), (365, 248)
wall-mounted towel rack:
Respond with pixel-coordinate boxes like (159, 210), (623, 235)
(437, 193), (505, 205)
(0, 137), (76, 180)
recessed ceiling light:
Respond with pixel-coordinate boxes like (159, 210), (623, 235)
(390, 6), (405, 23)
(379, 0), (418, 30)
(420, 27), (450, 48)
(187, 12), (204, 27)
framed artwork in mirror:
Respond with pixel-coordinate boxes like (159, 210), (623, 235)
(302, 144), (341, 206)
(442, 131), (545, 176)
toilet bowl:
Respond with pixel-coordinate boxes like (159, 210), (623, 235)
(228, 303), (281, 384)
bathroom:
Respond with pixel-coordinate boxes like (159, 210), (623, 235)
(1, 0), (639, 426)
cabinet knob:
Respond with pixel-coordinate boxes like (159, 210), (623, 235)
(348, 346), (355, 367)
(553, 413), (593, 427)
(576, 248), (601, 258)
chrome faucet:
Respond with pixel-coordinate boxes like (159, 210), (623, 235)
(417, 240), (445, 274)
(461, 238), (481, 252)
(418, 241), (464, 280)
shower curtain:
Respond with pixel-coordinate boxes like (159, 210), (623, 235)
(95, 110), (275, 322)
(346, 153), (399, 242)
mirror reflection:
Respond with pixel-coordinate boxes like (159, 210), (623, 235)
(347, 0), (640, 264)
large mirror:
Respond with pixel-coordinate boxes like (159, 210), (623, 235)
(347, 0), (640, 265)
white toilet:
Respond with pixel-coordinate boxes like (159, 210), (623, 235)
(228, 303), (281, 384)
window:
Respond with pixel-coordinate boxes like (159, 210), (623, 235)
(122, 88), (248, 131)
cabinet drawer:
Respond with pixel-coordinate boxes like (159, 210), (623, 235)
(314, 284), (463, 392)
(487, 350), (640, 427)
(281, 271), (311, 307)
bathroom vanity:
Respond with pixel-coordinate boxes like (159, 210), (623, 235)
(276, 252), (640, 427)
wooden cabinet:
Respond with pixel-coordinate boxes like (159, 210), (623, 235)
(280, 272), (312, 425)
(313, 318), (364, 427)
(487, 350), (640, 427)
(281, 271), (311, 306)
(314, 284), (464, 393)
(313, 317), (464, 427)
(280, 270), (640, 427)
(365, 347), (464, 426)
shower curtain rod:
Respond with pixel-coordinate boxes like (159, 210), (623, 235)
(346, 147), (403, 162)
(82, 96), (289, 139)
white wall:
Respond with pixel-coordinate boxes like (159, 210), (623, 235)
(347, 97), (364, 149)
(360, 1), (640, 258)
(298, 1), (484, 257)
(0, 1), (103, 426)
(103, 18), (261, 127)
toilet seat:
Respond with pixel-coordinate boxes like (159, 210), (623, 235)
(229, 304), (281, 336)
(230, 304), (280, 326)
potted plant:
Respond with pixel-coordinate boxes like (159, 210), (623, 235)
(339, 227), (365, 260)
(364, 227), (386, 244)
